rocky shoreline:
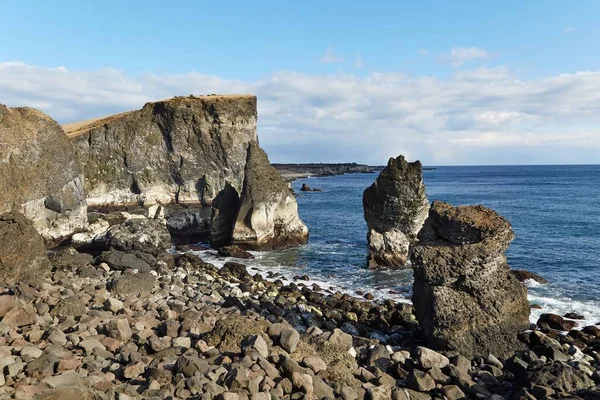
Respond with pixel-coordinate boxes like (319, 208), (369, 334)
(0, 219), (599, 399)
(272, 164), (382, 182)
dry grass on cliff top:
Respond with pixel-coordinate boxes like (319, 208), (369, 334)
(62, 94), (255, 137)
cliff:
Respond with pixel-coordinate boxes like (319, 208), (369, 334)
(66, 95), (257, 207)
(0, 105), (87, 244)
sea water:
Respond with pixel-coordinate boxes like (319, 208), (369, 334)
(196, 165), (600, 325)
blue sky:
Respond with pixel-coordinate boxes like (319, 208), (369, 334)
(1, 1), (600, 165)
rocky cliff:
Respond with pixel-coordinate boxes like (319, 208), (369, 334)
(411, 201), (530, 358)
(0, 105), (87, 243)
(273, 163), (380, 182)
(231, 142), (309, 250)
(363, 155), (429, 268)
(66, 95), (257, 207)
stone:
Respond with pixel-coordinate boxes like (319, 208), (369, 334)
(67, 95), (257, 207)
(2, 304), (37, 327)
(33, 387), (97, 400)
(51, 296), (87, 318)
(415, 346), (449, 369)
(525, 361), (594, 392)
(210, 183), (241, 247)
(324, 328), (353, 350)
(26, 353), (58, 379)
(302, 355), (327, 373)
(0, 295), (17, 317)
(108, 272), (155, 296)
(279, 327), (300, 353)
(0, 105), (87, 244)
(123, 362), (146, 379)
(411, 201), (530, 358)
(231, 141), (309, 250)
(407, 370), (436, 392)
(218, 245), (255, 259)
(175, 354), (211, 377)
(537, 313), (578, 331)
(442, 385), (467, 400)
(96, 250), (152, 272)
(0, 211), (51, 282)
(106, 318), (133, 342)
(241, 335), (269, 358)
(363, 155), (429, 268)
(166, 207), (211, 242)
(104, 297), (124, 313)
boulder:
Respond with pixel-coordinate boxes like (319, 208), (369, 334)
(66, 95), (257, 207)
(363, 155), (429, 268)
(94, 218), (171, 256)
(231, 142), (309, 250)
(0, 211), (51, 282)
(411, 201), (530, 358)
(512, 269), (548, 284)
(165, 207), (211, 243)
(300, 184), (312, 192)
(0, 105), (87, 243)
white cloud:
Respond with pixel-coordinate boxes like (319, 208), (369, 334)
(440, 47), (489, 67)
(353, 55), (365, 68)
(320, 47), (344, 64)
(562, 27), (578, 34)
(2, 62), (600, 165)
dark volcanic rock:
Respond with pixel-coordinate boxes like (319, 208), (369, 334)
(0, 105), (87, 243)
(363, 155), (429, 268)
(66, 95), (257, 207)
(300, 183), (312, 192)
(411, 201), (530, 358)
(218, 245), (255, 259)
(512, 269), (549, 284)
(210, 183), (240, 248)
(231, 142), (309, 250)
(0, 211), (51, 282)
(165, 207), (211, 242)
(95, 250), (152, 272)
(537, 313), (578, 331)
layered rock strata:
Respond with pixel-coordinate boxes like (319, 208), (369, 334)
(231, 142), (308, 250)
(411, 201), (531, 358)
(0, 105), (87, 243)
(66, 95), (257, 207)
(363, 155), (429, 268)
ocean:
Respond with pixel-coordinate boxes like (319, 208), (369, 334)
(197, 165), (600, 325)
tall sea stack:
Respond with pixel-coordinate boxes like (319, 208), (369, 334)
(363, 155), (429, 268)
(231, 142), (309, 250)
(411, 201), (530, 358)
(66, 95), (257, 207)
(0, 105), (87, 244)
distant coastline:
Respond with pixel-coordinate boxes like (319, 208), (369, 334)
(272, 162), (383, 182)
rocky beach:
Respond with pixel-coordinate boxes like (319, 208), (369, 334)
(1, 95), (600, 400)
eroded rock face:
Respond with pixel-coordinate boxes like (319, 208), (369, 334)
(231, 142), (308, 250)
(363, 155), (429, 268)
(0, 211), (51, 282)
(411, 201), (530, 358)
(66, 95), (257, 207)
(0, 105), (87, 243)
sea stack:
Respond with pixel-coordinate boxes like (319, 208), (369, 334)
(0, 105), (87, 244)
(66, 95), (257, 207)
(411, 201), (530, 358)
(363, 155), (429, 268)
(231, 142), (309, 250)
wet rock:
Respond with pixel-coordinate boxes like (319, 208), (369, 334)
(537, 313), (578, 331)
(363, 155), (429, 268)
(0, 211), (51, 282)
(231, 141), (308, 250)
(512, 269), (549, 284)
(411, 201), (530, 358)
(218, 245), (255, 259)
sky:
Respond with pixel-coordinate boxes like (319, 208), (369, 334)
(1, 1), (600, 165)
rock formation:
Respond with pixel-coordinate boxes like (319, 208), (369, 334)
(210, 183), (240, 248)
(0, 105), (87, 243)
(0, 211), (51, 282)
(363, 155), (429, 268)
(66, 95), (257, 207)
(411, 201), (530, 358)
(231, 142), (308, 250)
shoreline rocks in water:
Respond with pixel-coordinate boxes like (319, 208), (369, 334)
(231, 142), (309, 250)
(0, 105), (88, 244)
(363, 155), (429, 268)
(66, 95), (257, 207)
(273, 163), (381, 182)
(411, 201), (531, 358)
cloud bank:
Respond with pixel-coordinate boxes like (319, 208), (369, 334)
(2, 61), (600, 165)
